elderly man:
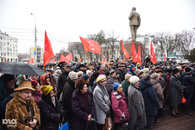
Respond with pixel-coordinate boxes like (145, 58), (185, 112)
(128, 76), (146, 130)
(129, 7), (141, 41)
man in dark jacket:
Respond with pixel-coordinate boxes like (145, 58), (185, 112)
(182, 67), (195, 115)
(61, 71), (78, 128)
(0, 74), (14, 130)
(57, 66), (71, 99)
(116, 64), (126, 83)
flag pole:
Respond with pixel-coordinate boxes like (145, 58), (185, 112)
(85, 52), (90, 64)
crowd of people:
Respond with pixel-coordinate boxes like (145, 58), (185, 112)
(0, 60), (195, 130)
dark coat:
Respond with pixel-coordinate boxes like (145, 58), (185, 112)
(116, 69), (125, 83)
(121, 80), (130, 101)
(169, 75), (183, 108)
(106, 76), (119, 98)
(39, 96), (64, 130)
(71, 91), (95, 130)
(57, 71), (69, 99)
(140, 79), (160, 116)
(61, 77), (75, 121)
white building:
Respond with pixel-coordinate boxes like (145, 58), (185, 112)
(0, 31), (18, 62)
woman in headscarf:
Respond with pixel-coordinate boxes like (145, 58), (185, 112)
(5, 80), (40, 130)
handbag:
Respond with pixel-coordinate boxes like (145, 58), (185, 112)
(104, 116), (112, 130)
(59, 122), (69, 130)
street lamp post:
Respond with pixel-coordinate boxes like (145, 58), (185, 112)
(30, 13), (37, 65)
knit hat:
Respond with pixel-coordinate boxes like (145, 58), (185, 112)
(69, 71), (78, 80)
(82, 74), (89, 80)
(96, 75), (106, 83)
(129, 76), (140, 84)
(135, 69), (143, 76)
(125, 73), (132, 80)
(31, 80), (38, 88)
(16, 74), (25, 85)
(113, 82), (120, 91)
(41, 85), (53, 96)
(15, 80), (35, 91)
(173, 68), (180, 74)
(142, 68), (149, 74)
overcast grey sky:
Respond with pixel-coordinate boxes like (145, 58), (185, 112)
(0, 0), (195, 53)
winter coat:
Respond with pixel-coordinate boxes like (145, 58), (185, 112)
(32, 91), (42, 107)
(116, 69), (125, 83)
(128, 84), (146, 130)
(140, 79), (160, 117)
(169, 75), (183, 108)
(106, 76), (119, 98)
(61, 77), (75, 121)
(0, 81), (13, 121)
(111, 92), (129, 123)
(72, 91), (95, 130)
(121, 80), (130, 101)
(39, 96), (64, 130)
(93, 84), (111, 124)
(5, 93), (40, 130)
(182, 73), (195, 94)
(57, 71), (69, 99)
(151, 79), (164, 108)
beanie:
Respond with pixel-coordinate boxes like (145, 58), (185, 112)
(113, 82), (120, 91)
(129, 76), (140, 84)
(31, 80), (38, 88)
(82, 74), (89, 80)
(41, 85), (53, 96)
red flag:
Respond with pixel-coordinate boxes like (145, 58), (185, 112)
(58, 54), (66, 64)
(118, 59), (120, 63)
(80, 37), (101, 54)
(150, 42), (157, 64)
(164, 53), (167, 61)
(122, 58), (126, 62)
(27, 58), (34, 64)
(137, 44), (142, 65)
(120, 40), (130, 58)
(78, 58), (82, 64)
(43, 31), (55, 66)
(6, 59), (8, 62)
(64, 53), (73, 64)
(51, 58), (56, 62)
(131, 41), (137, 62)
(101, 58), (106, 63)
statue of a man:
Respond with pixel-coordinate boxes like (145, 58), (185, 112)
(129, 7), (141, 42)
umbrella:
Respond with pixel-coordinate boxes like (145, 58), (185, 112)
(0, 62), (45, 76)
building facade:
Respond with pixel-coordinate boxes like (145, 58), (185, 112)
(30, 46), (44, 63)
(0, 31), (18, 62)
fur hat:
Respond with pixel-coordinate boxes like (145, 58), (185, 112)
(96, 75), (106, 83)
(69, 71), (78, 80)
(15, 80), (35, 91)
(129, 76), (140, 84)
(125, 73), (132, 80)
(86, 70), (92, 75)
(41, 85), (53, 96)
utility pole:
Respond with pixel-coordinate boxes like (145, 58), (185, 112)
(31, 13), (37, 65)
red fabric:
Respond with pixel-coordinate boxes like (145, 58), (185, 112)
(181, 96), (187, 104)
(137, 44), (142, 65)
(58, 54), (66, 63)
(131, 41), (137, 63)
(120, 40), (130, 58)
(78, 58), (82, 64)
(101, 58), (106, 63)
(80, 37), (101, 54)
(111, 92), (129, 123)
(65, 53), (73, 62)
(43, 31), (55, 66)
(122, 58), (125, 62)
(6, 59), (8, 62)
(118, 59), (120, 63)
(164, 53), (167, 61)
(27, 58), (34, 64)
(51, 58), (56, 62)
(150, 42), (157, 64)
